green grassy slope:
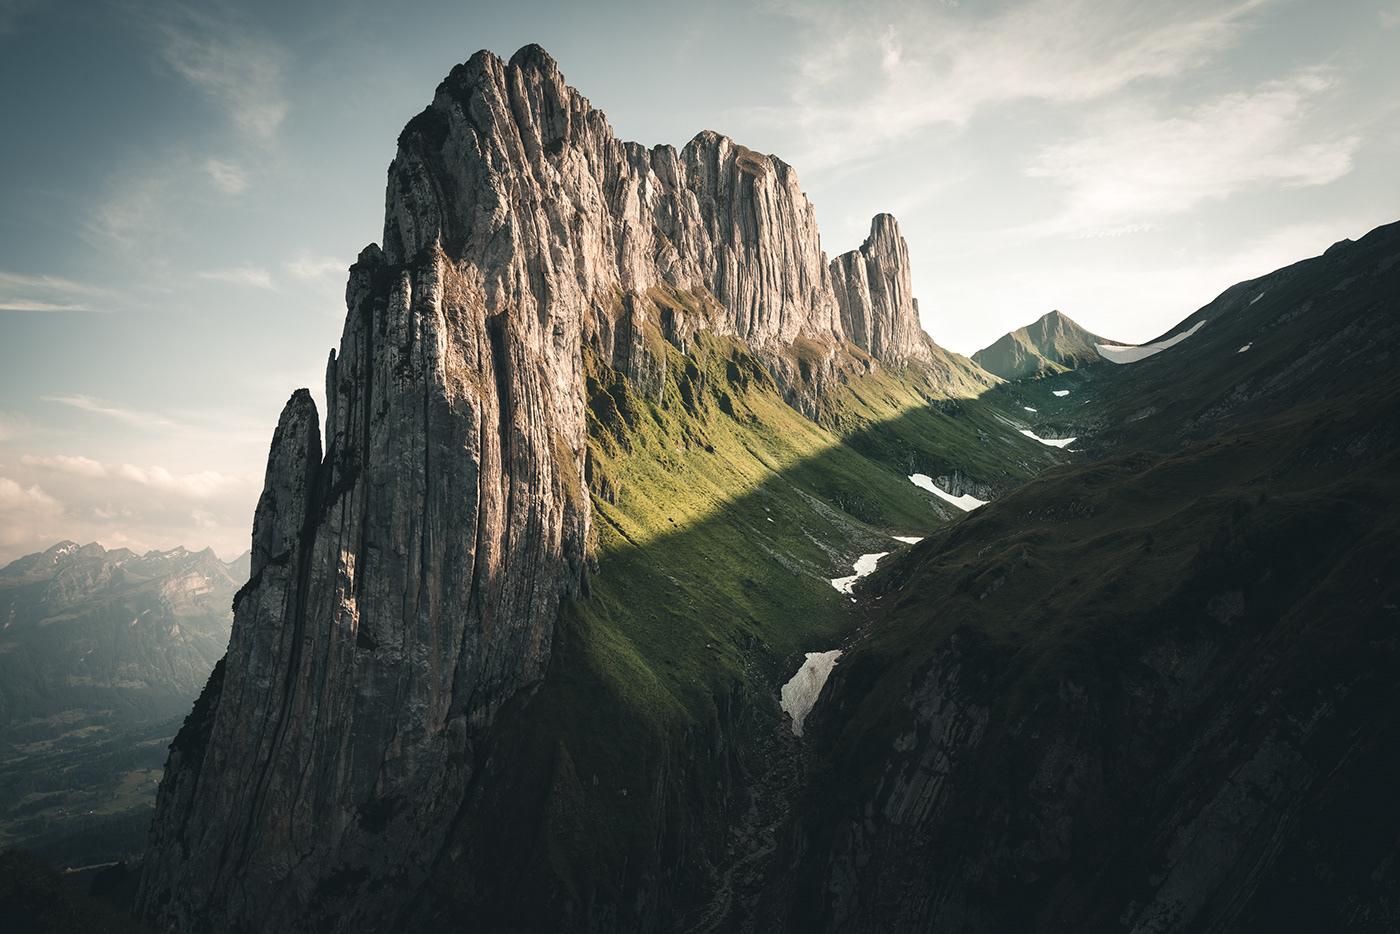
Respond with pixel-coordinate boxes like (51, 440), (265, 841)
(403, 328), (1061, 930)
(972, 309), (1116, 380)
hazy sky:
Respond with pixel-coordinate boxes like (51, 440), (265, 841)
(1, 0), (1398, 563)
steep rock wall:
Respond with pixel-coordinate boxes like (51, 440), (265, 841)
(139, 44), (947, 932)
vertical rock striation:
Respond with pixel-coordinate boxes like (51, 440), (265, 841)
(830, 213), (933, 364)
(140, 44), (949, 931)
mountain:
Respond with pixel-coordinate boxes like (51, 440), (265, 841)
(130, 41), (1400, 934)
(137, 44), (1037, 932)
(972, 308), (1117, 379)
(0, 541), (238, 868)
(766, 221), (1400, 932)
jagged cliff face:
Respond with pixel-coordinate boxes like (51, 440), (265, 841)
(139, 44), (944, 931)
(830, 214), (932, 365)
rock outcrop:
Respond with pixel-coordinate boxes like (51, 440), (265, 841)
(830, 214), (933, 364)
(138, 44), (951, 932)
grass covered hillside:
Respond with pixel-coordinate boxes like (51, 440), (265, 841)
(972, 309), (1117, 380)
(381, 316), (1063, 931)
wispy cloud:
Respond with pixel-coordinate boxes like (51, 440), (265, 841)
(285, 257), (345, 282)
(1025, 70), (1359, 235)
(116, 463), (246, 499)
(20, 453), (108, 478)
(0, 270), (111, 313)
(41, 394), (183, 432)
(198, 266), (275, 289)
(0, 476), (63, 553)
(205, 157), (248, 193)
(155, 8), (289, 140)
(0, 476), (60, 510)
(84, 174), (164, 249)
(761, 0), (1274, 170)
(18, 452), (252, 499)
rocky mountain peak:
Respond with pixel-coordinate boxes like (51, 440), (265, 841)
(830, 212), (932, 364)
(138, 44), (961, 930)
(973, 307), (1114, 380)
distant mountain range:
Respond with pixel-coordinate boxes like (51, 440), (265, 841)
(0, 540), (240, 867)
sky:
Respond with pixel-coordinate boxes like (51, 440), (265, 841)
(1, 0), (1398, 563)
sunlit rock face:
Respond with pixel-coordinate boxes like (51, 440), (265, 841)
(830, 213), (934, 365)
(138, 44), (939, 932)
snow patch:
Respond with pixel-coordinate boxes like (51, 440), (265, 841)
(781, 650), (843, 737)
(830, 552), (888, 595)
(1237, 343), (1252, 353)
(1096, 320), (1206, 364)
(909, 474), (988, 511)
(891, 535), (924, 544)
(1023, 406), (1037, 412)
(1019, 429), (1076, 448)
(1052, 390), (1070, 397)
(1249, 291), (1265, 305)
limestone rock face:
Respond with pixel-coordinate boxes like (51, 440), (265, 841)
(139, 44), (946, 932)
(830, 214), (933, 364)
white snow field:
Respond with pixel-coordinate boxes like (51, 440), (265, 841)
(1052, 390), (1070, 397)
(830, 551), (888, 594)
(891, 535), (924, 544)
(908, 473), (988, 511)
(1019, 428), (1076, 448)
(1024, 406), (1037, 412)
(1096, 320), (1206, 364)
(781, 650), (843, 736)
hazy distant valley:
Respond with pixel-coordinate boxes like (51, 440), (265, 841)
(0, 543), (238, 869)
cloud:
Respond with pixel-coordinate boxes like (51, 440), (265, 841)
(41, 394), (182, 432)
(285, 257), (346, 282)
(205, 157), (248, 193)
(84, 175), (164, 249)
(0, 270), (110, 313)
(0, 458), (254, 563)
(156, 9), (289, 140)
(1024, 70), (1359, 234)
(116, 463), (244, 499)
(761, 0), (1274, 170)
(0, 476), (59, 511)
(20, 454), (108, 478)
(198, 266), (275, 289)
(0, 476), (64, 555)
